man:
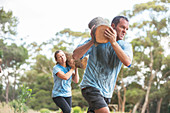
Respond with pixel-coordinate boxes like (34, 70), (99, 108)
(72, 16), (133, 113)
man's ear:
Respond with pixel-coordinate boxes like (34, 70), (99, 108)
(111, 23), (116, 29)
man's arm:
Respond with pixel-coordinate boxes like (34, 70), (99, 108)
(72, 40), (93, 60)
(104, 28), (132, 66)
(111, 42), (131, 66)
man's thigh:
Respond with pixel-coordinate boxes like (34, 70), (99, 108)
(81, 87), (109, 111)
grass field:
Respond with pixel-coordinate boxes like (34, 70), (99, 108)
(0, 102), (130, 113)
(0, 102), (40, 113)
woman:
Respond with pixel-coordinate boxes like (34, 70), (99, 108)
(52, 50), (79, 113)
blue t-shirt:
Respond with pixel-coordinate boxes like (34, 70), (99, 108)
(79, 38), (133, 98)
(52, 64), (72, 97)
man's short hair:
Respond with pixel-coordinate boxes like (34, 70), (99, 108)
(111, 16), (129, 27)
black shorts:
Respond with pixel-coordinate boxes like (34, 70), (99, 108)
(81, 87), (111, 112)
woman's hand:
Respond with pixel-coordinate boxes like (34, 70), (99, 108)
(68, 59), (75, 69)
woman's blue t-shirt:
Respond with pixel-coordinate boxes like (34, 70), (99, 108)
(52, 64), (72, 97)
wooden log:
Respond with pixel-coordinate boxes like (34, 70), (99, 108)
(64, 52), (87, 69)
(88, 17), (108, 29)
(88, 17), (112, 45)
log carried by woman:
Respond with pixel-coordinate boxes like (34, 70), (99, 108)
(64, 52), (87, 69)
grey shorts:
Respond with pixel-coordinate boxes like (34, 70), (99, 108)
(81, 87), (111, 112)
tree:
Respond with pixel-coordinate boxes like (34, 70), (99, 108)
(0, 7), (27, 103)
(115, 64), (142, 112)
(0, 39), (28, 103)
(10, 84), (32, 113)
(52, 28), (90, 52)
(19, 53), (54, 110)
(26, 75), (54, 110)
(0, 50), (2, 73)
(126, 82), (145, 113)
(121, 0), (170, 112)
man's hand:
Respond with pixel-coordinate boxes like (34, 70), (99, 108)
(104, 28), (117, 43)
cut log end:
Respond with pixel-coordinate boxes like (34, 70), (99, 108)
(64, 52), (87, 69)
(95, 25), (111, 43)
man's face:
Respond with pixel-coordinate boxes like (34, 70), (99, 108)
(115, 18), (129, 40)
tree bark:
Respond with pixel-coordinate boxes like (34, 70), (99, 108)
(141, 49), (154, 113)
(117, 88), (122, 111)
(156, 98), (163, 113)
(0, 58), (2, 73)
(5, 80), (9, 103)
(141, 78), (152, 113)
(132, 101), (140, 113)
(12, 74), (16, 100)
(146, 103), (150, 113)
(122, 82), (126, 112)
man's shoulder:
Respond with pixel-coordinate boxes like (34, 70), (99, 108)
(117, 40), (131, 46)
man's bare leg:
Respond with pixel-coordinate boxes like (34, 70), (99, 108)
(95, 106), (110, 113)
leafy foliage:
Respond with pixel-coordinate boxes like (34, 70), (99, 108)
(72, 89), (88, 108)
(10, 84), (32, 113)
(120, 0), (170, 113)
(72, 106), (82, 113)
(23, 74), (54, 110)
(0, 39), (28, 68)
(57, 28), (90, 38)
(40, 108), (51, 113)
(0, 7), (18, 38)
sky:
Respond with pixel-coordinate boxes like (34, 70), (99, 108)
(0, 0), (150, 44)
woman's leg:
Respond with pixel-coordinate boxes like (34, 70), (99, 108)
(64, 97), (72, 108)
(53, 96), (71, 113)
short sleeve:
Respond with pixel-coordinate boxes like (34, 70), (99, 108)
(124, 43), (133, 61)
(117, 40), (133, 67)
(53, 65), (61, 76)
(77, 38), (93, 60)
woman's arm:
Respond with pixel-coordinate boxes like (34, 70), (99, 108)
(72, 67), (79, 83)
(56, 68), (75, 80)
